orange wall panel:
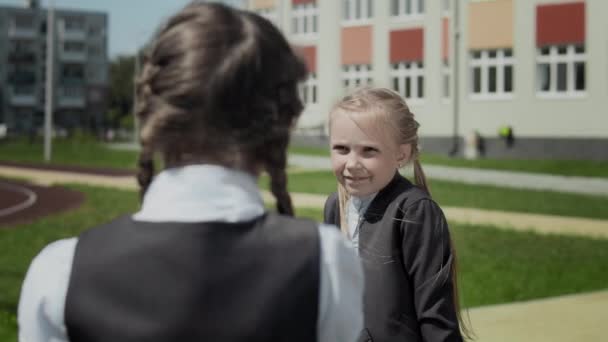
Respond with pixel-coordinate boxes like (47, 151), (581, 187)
(442, 17), (449, 61)
(341, 26), (373, 65)
(468, 0), (513, 49)
(251, 0), (276, 10)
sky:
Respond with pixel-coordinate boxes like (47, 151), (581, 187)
(0, 0), (194, 57)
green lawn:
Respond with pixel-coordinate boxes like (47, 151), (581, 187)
(288, 144), (608, 179)
(0, 138), (138, 171)
(261, 170), (608, 220)
(1, 185), (607, 338)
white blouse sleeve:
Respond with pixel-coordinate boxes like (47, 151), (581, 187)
(316, 224), (364, 342)
(18, 238), (77, 342)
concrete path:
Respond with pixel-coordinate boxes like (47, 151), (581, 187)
(288, 155), (608, 197)
(2, 164), (607, 342)
(108, 143), (608, 197)
(467, 289), (608, 342)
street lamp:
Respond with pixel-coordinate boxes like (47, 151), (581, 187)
(449, 0), (461, 157)
(43, 0), (55, 162)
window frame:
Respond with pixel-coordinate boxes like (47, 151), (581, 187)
(535, 44), (586, 99)
(342, 0), (374, 26)
(255, 7), (278, 26)
(300, 73), (319, 106)
(468, 48), (514, 100)
(342, 64), (373, 92)
(292, 2), (319, 37)
(390, 61), (425, 104)
(390, 0), (425, 21)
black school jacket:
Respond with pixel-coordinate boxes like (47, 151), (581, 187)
(324, 173), (463, 342)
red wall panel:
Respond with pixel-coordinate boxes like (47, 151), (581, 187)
(536, 2), (585, 46)
(294, 45), (316, 73)
(390, 28), (424, 63)
(292, 0), (315, 5)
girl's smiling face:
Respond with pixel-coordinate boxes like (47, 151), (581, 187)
(330, 110), (411, 197)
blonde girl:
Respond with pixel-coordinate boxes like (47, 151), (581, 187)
(324, 87), (471, 342)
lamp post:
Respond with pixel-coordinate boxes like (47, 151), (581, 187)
(43, 0), (55, 162)
(449, 0), (461, 157)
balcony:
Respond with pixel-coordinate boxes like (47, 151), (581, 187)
(60, 50), (87, 63)
(8, 25), (37, 39)
(9, 87), (37, 107)
(58, 86), (85, 108)
(58, 21), (87, 41)
(8, 71), (36, 84)
(8, 51), (36, 63)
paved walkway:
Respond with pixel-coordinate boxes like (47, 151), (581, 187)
(467, 289), (608, 342)
(109, 143), (608, 197)
(288, 155), (608, 197)
(1, 164), (607, 342)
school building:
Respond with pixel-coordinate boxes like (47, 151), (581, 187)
(245, 0), (608, 160)
(0, 0), (108, 135)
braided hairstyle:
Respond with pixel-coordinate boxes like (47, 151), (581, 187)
(134, 2), (307, 215)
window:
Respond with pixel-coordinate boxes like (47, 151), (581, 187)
(88, 44), (102, 57)
(62, 64), (84, 79)
(13, 15), (34, 29)
(64, 41), (85, 53)
(292, 3), (318, 36)
(11, 40), (35, 53)
(12, 85), (35, 95)
(442, 0), (450, 14)
(88, 25), (104, 36)
(255, 8), (277, 26)
(61, 86), (84, 98)
(63, 17), (85, 30)
(343, 0), (373, 23)
(300, 73), (318, 105)
(536, 44), (585, 97)
(391, 61), (424, 101)
(391, 0), (424, 18)
(343, 64), (372, 91)
(469, 48), (513, 98)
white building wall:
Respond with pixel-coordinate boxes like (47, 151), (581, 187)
(248, 0), (608, 140)
(457, 0), (607, 139)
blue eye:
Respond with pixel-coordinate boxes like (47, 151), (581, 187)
(332, 145), (349, 154)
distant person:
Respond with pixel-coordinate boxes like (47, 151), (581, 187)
(499, 125), (514, 148)
(475, 130), (486, 157)
(18, 3), (363, 341)
(324, 88), (472, 341)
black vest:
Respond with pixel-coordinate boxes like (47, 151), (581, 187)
(65, 213), (320, 342)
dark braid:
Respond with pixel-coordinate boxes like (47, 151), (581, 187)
(266, 146), (293, 215)
(136, 145), (155, 199)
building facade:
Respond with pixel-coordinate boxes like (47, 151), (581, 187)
(247, 0), (608, 160)
(0, 1), (108, 135)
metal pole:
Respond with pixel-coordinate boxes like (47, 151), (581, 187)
(43, 0), (55, 162)
(132, 48), (140, 144)
(450, 0), (461, 156)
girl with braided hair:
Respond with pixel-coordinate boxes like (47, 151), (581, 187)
(324, 87), (472, 342)
(18, 3), (363, 341)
